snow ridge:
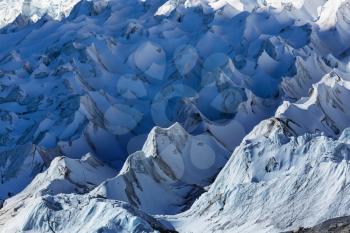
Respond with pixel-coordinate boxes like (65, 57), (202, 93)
(169, 119), (350, 233)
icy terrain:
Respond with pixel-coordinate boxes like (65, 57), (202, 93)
(0, 0), (350, 232)
(0, 0), (81, 27)
(168, 119), (350, 232)
(0, 154), (175, 232)
(92, 123), (229, 215)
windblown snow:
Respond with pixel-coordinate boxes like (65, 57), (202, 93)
(1, 0), (350, 232)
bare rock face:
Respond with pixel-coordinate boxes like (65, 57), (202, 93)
(285, 216), (350, 233)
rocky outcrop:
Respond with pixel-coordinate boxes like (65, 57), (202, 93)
(286, 216), (350, 233)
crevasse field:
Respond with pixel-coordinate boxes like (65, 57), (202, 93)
(0, 0), (350, 232)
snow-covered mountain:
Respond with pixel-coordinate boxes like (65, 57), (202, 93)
(93, 123), (229, 215)
(0, 154), (116, 217)
(167, 119), (350, 233)
(1, 0), (350, 232)
(0, 154), (176, 233)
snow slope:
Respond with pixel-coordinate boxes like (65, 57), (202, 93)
(0, 154), (116, 217)
(0, 154), (174, 233)
(277, 72), (350, 137)
(93, 123), (229, 215)
(0, 195), (176, 233)
(168, 119), (350, 233)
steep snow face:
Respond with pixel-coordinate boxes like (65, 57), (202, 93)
(93, 123), (230, 214)
(314, 0), (350, 56)
(0, 154), (146, 232)
(277, 72), (350, 137)
(204, 90), (280, 150)
(0, 144), (44, 204)
(0, 154), (115, 215)
(0, 195), (175, 233)
(0, 155), (168, 233)
(317, 0), (349, 30)
(0, 0), (81, 27)
(280, 52), (331, 100)
(11, 153), (116, 197)
(168, 119), (350, 233)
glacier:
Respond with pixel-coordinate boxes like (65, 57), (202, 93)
(0, 0), (350, 232)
